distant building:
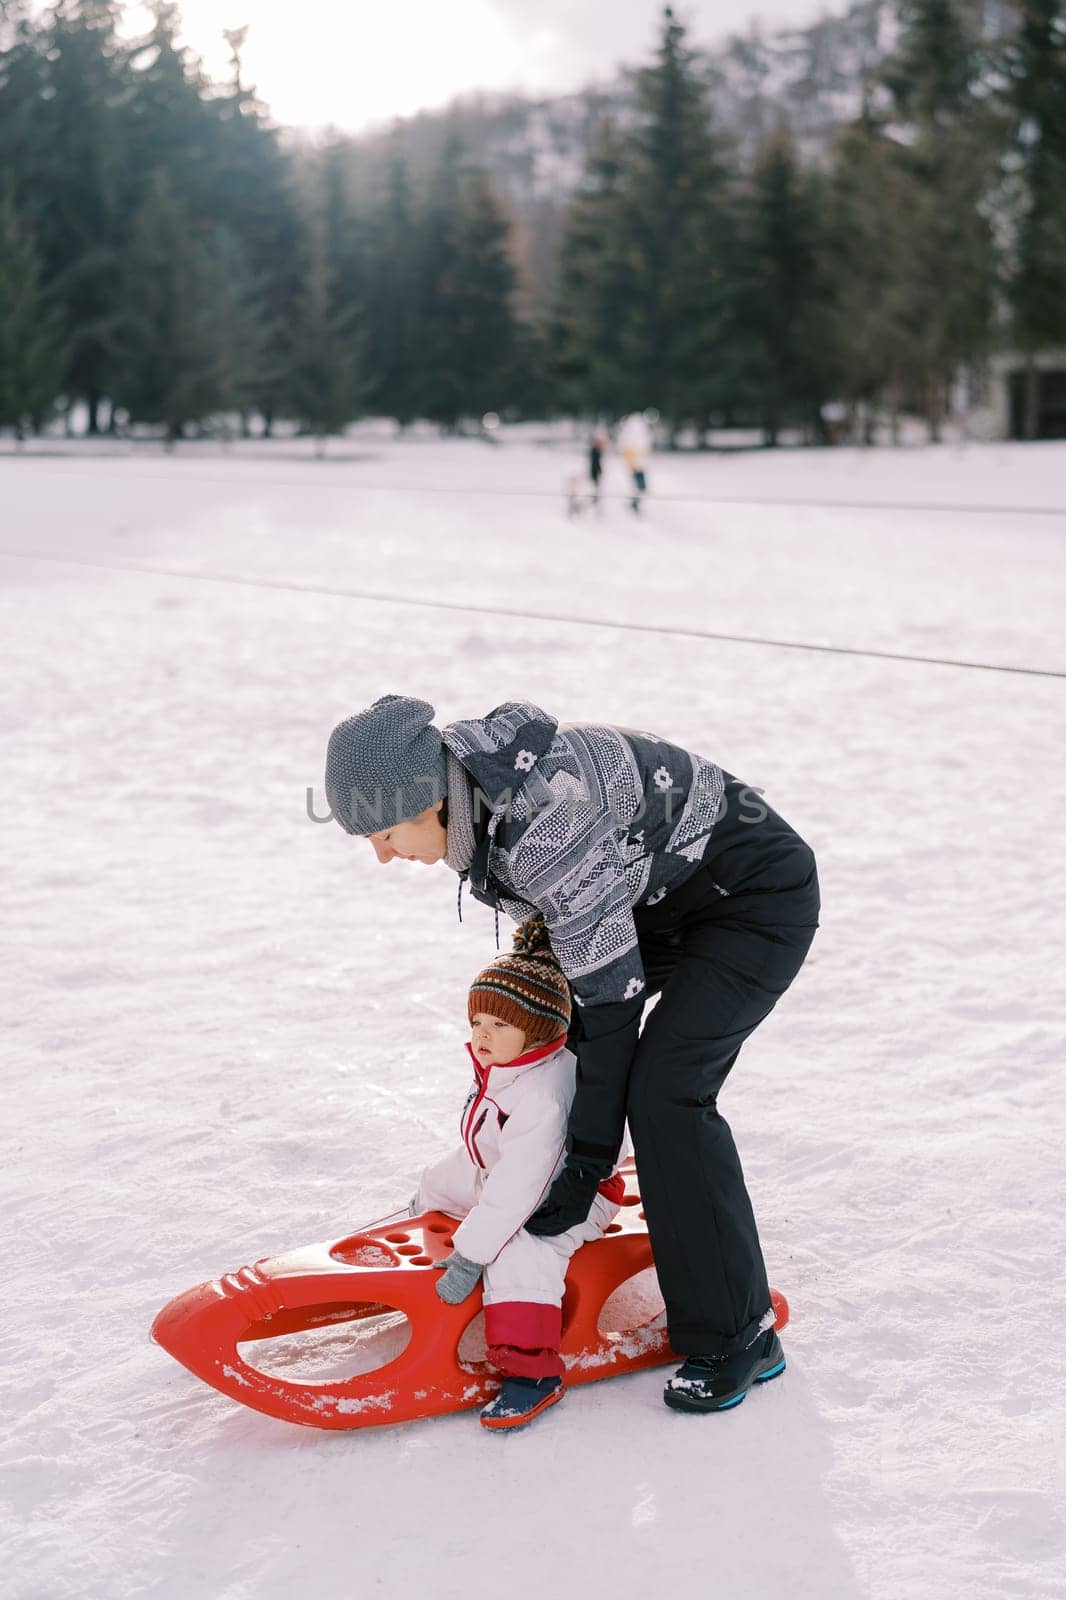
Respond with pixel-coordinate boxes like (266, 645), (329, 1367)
(958, 353), (1066, 441)
(1002, 355), (1066, 440)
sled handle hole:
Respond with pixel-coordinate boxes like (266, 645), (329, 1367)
(329, 1236), (402, 1267)
(597, 1266), (666, 1339)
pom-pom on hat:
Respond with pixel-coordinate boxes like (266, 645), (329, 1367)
(468, 917), (572, 1046)
(325, 695), (448, 835)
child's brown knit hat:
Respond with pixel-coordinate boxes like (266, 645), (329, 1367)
(467, 916), (572, 1045)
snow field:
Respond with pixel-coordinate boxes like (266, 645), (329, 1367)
(1, 434), (1064, 1599)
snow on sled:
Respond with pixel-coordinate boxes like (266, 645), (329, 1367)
(151, 1160), (790, 1431)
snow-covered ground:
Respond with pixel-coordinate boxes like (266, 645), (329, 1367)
(2, 434), (1064, 1600)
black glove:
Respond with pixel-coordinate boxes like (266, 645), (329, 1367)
(525, 1157), (609, 1237)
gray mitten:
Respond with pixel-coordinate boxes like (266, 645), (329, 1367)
(434, 1251), (483, 1304)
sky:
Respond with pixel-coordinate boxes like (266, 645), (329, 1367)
(120, 0), (847, 134)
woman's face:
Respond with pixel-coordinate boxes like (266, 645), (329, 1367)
(365, 801), (447, 865)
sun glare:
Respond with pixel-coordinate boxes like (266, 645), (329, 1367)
(123, 0), (564, 132)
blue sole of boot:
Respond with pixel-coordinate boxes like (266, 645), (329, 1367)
(664, 1354), (786, 1414)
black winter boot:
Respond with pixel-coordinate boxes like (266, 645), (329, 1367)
(663, 1330), (786, 1413)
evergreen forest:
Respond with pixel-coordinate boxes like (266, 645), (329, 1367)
(2, 0), (1065, 444)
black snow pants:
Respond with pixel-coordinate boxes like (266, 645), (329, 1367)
(628, 796), (820, 1357)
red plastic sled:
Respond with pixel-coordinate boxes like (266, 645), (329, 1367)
(151, 1161), (789, 1430)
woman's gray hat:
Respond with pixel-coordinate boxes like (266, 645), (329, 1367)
(325, 696), (448, 835)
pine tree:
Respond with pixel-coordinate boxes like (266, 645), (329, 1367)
(112, 171), (220, 441)
(366, 145), (422, 426)
(414, 133), (520, 428)
(34, 0), (130, 432)
(205, 21), (297, 438)
(415, 130), (467, 428)
(1004, 0), (1066, 436)
(0, 3), (48, 207)
(202, 225), (278, 434)
(554, 8), (740, 438)
(319, 142), (368, 328)
(124, 4), (215, 214)
(883, 0), (999, 438)
(884, 0), (976, 126)
(738, 127), (839, 444)
(251, 170), (304, 438)
(287, 200), (363, 454)
(0, 187), (68, 437)
(551, 120), (634, 418)
(824, 112), (919, 441)
(617, 7), (740, 436)
(446, 170), (519, 422)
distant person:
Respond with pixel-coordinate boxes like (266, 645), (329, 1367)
(618, 412), (652, 513)
(589, 426), (609, 507)
(415, 917), (623, 1430)
(565, 469), (591, 518)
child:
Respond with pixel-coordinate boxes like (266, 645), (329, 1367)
(564, 468), (594, 518)
(412, 917), (624, 1431)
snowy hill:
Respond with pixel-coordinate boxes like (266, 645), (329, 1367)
(346, 1), (899, 207)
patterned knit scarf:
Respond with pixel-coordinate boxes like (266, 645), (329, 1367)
(444, 751), (478, 874)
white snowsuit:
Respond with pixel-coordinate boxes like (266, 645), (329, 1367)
(618, 411), (652, 462)
(415, 1036), (622, 1377)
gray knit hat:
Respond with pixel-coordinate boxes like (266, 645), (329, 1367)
(325, 696), (448, 835)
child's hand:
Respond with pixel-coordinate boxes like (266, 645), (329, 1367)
(433, 1252), (483, 1304)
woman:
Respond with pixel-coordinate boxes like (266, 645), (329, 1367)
(324, 695), (820, 1413)
(589, 426), (609, 505)
(617, 411), (651, 512)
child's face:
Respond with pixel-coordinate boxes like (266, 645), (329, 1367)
(470, 1012), (528, 1067)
